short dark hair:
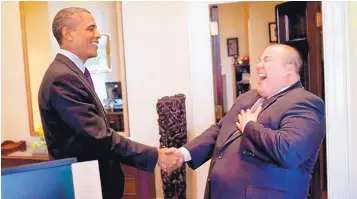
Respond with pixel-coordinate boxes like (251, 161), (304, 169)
(52, 7), (91, 45)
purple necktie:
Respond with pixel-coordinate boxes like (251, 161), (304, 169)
(251, 97), (267, 112)
(84, 68), (95, 90)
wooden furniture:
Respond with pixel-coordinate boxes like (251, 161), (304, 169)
(1, 150), (156, 199)
(107, 112), (124, 132)
(1, 140), (26, 155)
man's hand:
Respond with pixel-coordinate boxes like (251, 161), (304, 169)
(236, 105), (263, 132)
(165, 147), (184, 168)
(157, 148), (178, 174)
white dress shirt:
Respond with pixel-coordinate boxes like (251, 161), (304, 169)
(58, 49), (86, 74)
(179, 86), (291, 162)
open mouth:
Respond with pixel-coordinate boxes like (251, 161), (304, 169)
(258, 73), (267, 81)
(92, 42), (99, 48)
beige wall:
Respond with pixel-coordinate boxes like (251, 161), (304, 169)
(1, 2), (32, 142)
(22, 2), (52, 130)
(217, 1), (282, 110)
(248, 1), (283, 88)
(218, 2), (249, 112)
(349, 2), (357, 198)
(121, 2), (216, 198)
(121, 2), (192, 198)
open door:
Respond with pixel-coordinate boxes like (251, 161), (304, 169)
(276, 1), (326, 199)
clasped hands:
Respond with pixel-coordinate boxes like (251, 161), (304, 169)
(157, 148), (184, 174)
(157, 106), (262, 173)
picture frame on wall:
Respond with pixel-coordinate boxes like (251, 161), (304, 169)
(269, 22), (277, 43)
(227, 37), (239, 57)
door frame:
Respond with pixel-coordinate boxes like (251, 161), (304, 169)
(322, 2), (353, 198)
(186, 1), (353, 198)
(210, 1), (353, 198)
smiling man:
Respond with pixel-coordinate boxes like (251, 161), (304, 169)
(38, 7), (176, 199)
(165, 44), (326, 199)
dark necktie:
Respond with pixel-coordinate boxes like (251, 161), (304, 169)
(84, 68), (95, 90)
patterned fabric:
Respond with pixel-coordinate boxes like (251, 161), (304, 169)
(251, 97), (267, 112)
(84, 68), (94, 90)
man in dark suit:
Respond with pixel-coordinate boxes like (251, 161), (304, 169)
(164, 44), (325, 199)
(38, 7), (175, 199)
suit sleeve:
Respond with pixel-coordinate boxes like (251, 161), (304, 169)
(184, 97), (241, 169)
(241, 99), (325, 168)
(50, 74), (158, 171)
(184, 122), (222, 170)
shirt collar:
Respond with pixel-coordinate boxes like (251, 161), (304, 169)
(58, 49), (86, 74)
(266, 86), (290, 99)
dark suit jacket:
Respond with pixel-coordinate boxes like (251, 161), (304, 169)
(185, 81), (325, 199)
(38, 54), (158, 199)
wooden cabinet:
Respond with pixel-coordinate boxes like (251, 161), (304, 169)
(1, 150), (156, 199)
(232, 63), (250, 99)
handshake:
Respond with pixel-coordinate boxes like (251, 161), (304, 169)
(157, 147), (185, 173)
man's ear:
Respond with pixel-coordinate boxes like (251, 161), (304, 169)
(61, 27), (73, 42)
(285, 63), (296, 75)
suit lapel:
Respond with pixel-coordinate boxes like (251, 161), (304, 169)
(220, 93), (260, 147)
(221, 81), (303, 148)
(55, 54), (110, 126)
(55, 54), (95, 93)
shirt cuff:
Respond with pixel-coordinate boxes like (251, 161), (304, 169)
(179, 147), (192, 162)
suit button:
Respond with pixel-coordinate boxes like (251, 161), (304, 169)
(207, 178), (211, 183)
(218, 153), (223, 159)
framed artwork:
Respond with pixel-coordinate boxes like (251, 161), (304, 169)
(85, 34), (111, 73)
(227, 37), (239, 57)
(269, 22), (277, 43)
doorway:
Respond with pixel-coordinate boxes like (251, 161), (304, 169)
(209, 1), (326, 198)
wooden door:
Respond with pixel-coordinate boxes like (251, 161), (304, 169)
(275, 1), (326, 199)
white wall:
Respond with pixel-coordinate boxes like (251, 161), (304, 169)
(121, 2), (215, 198)
(348, 2), (357, 198)
(1, 2), (32, 142)
(248, 1), (282, 88)
(218, 2), (248, 112)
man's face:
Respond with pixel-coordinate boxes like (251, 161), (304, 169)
(256, 46), (290, 97)
(69, 12), (101, 62)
